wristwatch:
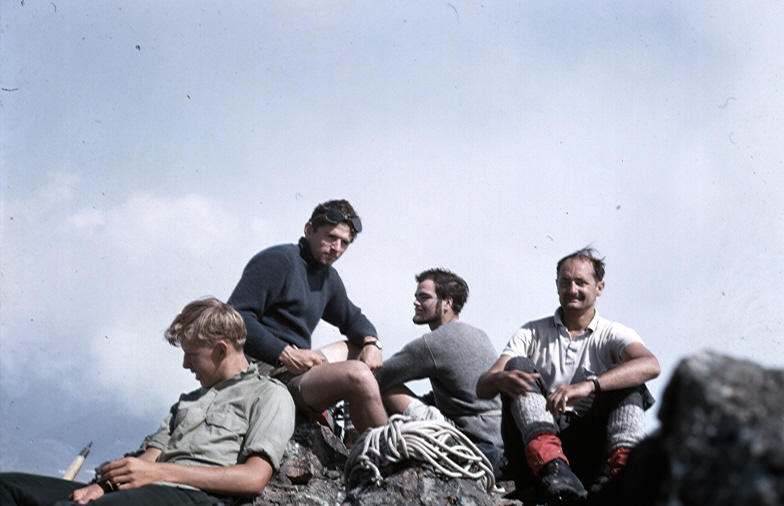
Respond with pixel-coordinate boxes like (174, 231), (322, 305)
(587, 375), (601, 393)
(363, 340), (383, 350)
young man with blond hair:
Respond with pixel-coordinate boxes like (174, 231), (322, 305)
(0, 298), (295, 505)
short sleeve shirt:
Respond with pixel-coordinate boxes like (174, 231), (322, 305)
(501, 309), (643, 394)
(143, 362), (295, 471)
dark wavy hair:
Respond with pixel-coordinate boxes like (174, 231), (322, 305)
(308, 199), (361, 240)
(556, 247), (606, 282)
(415, 268), (469, 315)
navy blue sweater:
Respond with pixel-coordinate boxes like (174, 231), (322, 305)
(228, 238), (377, 365)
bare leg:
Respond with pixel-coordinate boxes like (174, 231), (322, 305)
(381, 385), (416, 414)
(317, 340), (364, 362)
(299, 360), (388, 432)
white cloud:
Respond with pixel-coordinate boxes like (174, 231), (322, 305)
(34, 172), (79, 212)
(88, 325), (195, 417)
(68, 207), (106, 232)
(64, 191), (242, 257)
(1, 171), (78, 224)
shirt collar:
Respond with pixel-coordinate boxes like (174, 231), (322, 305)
(553, 308), (601, 333)
(209, 362), (259, 392)
(586, 309), (601, 332)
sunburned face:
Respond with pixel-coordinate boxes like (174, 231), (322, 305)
(181, 340), (221, 388)
(556, 258), (604, 314)
(304, 222), (352, 268)
(413, 279), (442, 325)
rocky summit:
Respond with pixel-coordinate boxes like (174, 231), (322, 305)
(253, 352), (784, 505)
(594, 351), (784, 506)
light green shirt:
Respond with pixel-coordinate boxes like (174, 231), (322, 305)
(143, 362), (295, 471)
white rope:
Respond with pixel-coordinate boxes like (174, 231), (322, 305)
(344, 414), (496, 493)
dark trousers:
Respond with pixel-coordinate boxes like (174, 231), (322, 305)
(500, 357), (654, 491)
(0, 472), (224, 506)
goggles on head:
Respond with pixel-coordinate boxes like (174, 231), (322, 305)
(324, 208), (363, 233)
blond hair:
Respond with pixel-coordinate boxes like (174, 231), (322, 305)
(165, 298), (246, 350)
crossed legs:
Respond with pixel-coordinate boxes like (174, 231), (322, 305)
(502, 357), (649, 495)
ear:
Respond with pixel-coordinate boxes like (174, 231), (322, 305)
(304, 222), (314, 237)
(443, 297), (453, 313)
(596, 280), (605, 297)
(214, 341), (228, 358)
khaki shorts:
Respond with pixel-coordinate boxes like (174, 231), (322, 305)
(258, 351), (328, 415)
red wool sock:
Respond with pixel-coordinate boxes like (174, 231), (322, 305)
(608, 447), (631, 476)
(524, 432), (568, 474)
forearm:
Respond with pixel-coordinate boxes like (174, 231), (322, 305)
(595, 356), (660, 391)
(343, 319), (378, 347)
(477, 355), (514, 399)
(153, 456), (272, 497)
(138, 448), (161, 462)
(323, 279), (377, 347)
(476, 371), (503, 399)
(375, 345), (431, 393)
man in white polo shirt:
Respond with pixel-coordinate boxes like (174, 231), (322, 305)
(477, 248), (660, 503)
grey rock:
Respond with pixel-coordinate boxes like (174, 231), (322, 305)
(257, 352), (784, 505)
(254, 420), (519, 506)
(595, 351), (784, 506)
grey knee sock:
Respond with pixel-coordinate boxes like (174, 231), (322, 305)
(511, 394), (557, 443)
(607, 403), (646, 451)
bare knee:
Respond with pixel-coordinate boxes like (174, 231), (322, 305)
(343, 362), (382, 401)
(381, 385), (415, 414)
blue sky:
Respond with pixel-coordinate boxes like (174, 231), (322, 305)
(1, 1), (782, 480)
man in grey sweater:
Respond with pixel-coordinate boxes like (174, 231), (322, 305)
(375, 269), (504, 476)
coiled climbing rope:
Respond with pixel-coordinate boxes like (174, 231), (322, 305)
(344, 414), (496, 493)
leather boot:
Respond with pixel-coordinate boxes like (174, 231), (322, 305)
(538, 457), (588, 502)
(589, 447), (632, 494)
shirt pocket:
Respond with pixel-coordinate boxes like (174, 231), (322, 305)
(205, 408), (248, 435)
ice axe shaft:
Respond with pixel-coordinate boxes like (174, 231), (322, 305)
(62, 442), (92, 481)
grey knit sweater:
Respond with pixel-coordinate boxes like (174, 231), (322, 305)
(375, 321), (503, 446)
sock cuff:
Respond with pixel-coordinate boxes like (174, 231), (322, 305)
(524, 432), (568, 474)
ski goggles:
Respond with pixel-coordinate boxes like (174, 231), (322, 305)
(324, 208), (363, 233)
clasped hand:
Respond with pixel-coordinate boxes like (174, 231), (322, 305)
(356, 343), (382, 373)
(69, 457), (159, 504)
(279, 346), (325, 375)
(546, 381), (593, 415)
(495, 369), (541, 397)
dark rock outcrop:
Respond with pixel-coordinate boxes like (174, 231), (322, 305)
(256, 352), (784, 505)
(595, 351), (784, 506)
(255, 419), (520, 505)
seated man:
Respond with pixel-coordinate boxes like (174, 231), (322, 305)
(477, 249), (660, 503)
(0, 298), (295, 506)
(375, 269), (504, 476)
(228, 199), (387, 433)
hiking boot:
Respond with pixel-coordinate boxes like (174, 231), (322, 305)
(589, 474), (610, 495)
(537, 458), (587, 502)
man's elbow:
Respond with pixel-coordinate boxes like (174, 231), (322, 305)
(642, 356), (661, 382)
(251, 478), (269, 497)
(244, 470), (274, 497)
(241, 455), (275, 497)
(476, 375), (494, 399)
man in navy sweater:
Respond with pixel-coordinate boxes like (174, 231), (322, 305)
(228, 200), (387, 432)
